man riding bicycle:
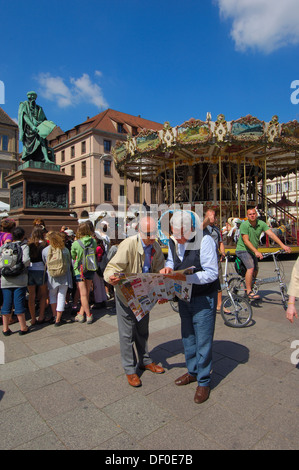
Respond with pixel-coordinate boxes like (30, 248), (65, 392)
(235, 207), (291, 299)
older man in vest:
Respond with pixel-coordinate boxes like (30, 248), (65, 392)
(160, 211), (218, 404)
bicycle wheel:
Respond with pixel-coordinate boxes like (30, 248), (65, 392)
(221, 294), (253, 328)
(280, 283), (288, 311)
(228, 276), (246, 297)
(170, 299), (179, 313)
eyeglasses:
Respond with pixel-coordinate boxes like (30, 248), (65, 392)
(140, 230), (157, 238)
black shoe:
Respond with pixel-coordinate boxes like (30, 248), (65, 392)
(54, 319), (67, 327)
(19, 328), (30, 336)
(2, 329), (12, 336)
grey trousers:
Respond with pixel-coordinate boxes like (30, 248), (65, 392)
(115, 295), (152, 374)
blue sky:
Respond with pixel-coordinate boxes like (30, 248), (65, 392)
(1, 0), (299, 132)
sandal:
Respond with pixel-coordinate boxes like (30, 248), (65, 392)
(247, 291), (260, 300)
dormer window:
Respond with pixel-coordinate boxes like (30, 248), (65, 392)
(117, 123), (124, 133)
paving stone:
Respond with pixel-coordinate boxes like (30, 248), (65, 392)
(47, 403), (122, 450)
(102, 393), (173, 440)
(0, 379), (27, 411)
(0, 402), (50, 450)
(189, 403), (267, 450)
(29, 345), (81, 368)
(12, 367), (63, 393)
(0, 357), (39, 380)
(14, 432), (67, 450)
(142, 418), (223, 450)
(52, 356), (105, 384)
(25, 379), (86, 419)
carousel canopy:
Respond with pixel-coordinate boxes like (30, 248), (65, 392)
(112, 114), (299, 182)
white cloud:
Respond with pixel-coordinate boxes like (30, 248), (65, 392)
(215, 0), (299, 53)
(35, 72), (108, 109)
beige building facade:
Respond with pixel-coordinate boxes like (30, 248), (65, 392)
(48, 109), (164, 219)
(0, 107), (19, 206)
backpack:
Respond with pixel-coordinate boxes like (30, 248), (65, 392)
(0, 241), (25, 277)
(234, 256), (246, 277)
(77, 239), (97, 273)
(47, 246), (67, 278)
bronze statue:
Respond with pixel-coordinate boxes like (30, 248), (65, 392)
(18, 91), (56, 163)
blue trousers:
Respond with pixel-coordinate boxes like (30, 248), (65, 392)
(178, 291), (217, 386)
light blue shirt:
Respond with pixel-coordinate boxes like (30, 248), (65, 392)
(165, 234), (218, 285)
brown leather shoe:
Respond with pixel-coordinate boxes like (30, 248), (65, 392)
(194, 385), (210, 404)
(126, 374), (142, 387)
(175, 372), (197, 386)
(139, 362), (165, 374)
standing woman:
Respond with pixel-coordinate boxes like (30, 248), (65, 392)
(42, 231), (72, 326)
(0, 218), (16, 325)
(27, 226), (48, 325)
(71, 222), (97, 324)
(1, 227), (30, 336)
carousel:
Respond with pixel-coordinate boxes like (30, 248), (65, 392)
(112, 113), (299, 250)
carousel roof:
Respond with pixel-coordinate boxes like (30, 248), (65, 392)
(112, 114), (299, 182)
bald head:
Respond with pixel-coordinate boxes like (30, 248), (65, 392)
(139, 216), (157, 246)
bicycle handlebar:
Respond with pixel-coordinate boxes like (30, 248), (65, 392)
(262, 249), (286, 259)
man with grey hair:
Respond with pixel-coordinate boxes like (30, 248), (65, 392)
(104, 215), (165, 387)
(161, 210), (218, 404)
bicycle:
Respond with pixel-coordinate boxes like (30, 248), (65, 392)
(228, 250), (288, 310)
(220, 252), (253, 327)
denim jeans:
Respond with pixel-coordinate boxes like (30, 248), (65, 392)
(178, 291), (217, 386)
(1, 287), (27, 315)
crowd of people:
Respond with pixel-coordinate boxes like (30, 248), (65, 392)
(0, 217), (114, 335)
(0, 208), (298, 405)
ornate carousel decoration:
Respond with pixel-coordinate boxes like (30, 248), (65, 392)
(112, 113), (299, 223)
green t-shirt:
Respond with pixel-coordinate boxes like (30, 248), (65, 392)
(236, 219), (269, 253)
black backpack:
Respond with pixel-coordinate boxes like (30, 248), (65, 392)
(234, 256), (246, 277)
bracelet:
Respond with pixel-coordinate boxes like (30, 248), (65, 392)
(288, 302), (295, 305)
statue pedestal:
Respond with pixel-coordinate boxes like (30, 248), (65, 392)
(6, 162), (78, 236)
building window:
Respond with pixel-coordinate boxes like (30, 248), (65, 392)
(71, 164), (75, 177)
(81, 161), (86, 177)
(81, 141), (86, 154)
(61, 150), (65, 162)
(132, 126), (138, 136)
(71, 146), (75, 158)
(104, 183), (112, 201)
(1, 171), (8, 189)
(134, 186), (140, 204)
(104, 160), (112, 176)
(104, 140), (111, 152)
(61, 168), (65, 173)
(71, 187), (76, 204)
(117, 122), (124, 133)
(0, 135), (8, 151)
(82, 184), (87, 203)
(120, 185), (125, 197)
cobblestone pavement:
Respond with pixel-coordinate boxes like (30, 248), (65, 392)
(0, 259), (298, 450)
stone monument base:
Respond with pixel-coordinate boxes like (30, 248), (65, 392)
(6, 162), (78, 237)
